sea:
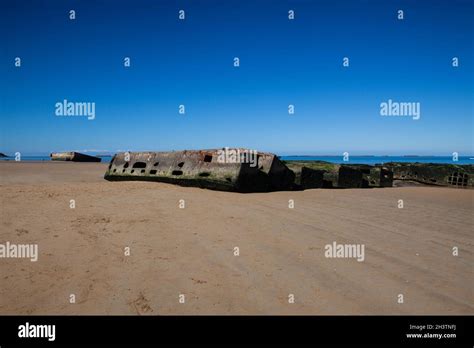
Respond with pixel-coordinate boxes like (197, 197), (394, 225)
(1, 155), (473, 165)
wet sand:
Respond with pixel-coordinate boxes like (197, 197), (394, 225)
(0, 161), (472, 314)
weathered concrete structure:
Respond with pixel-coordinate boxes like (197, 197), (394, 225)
(285, 161), (364, 188)
(285, 162), (325, 189)
(256, 152), (296, 191)
(320, 165), (363, 188)
(346, 165), (393, 188)
(105, 152), (473, 191)
(385, 162), (474, 188)
(50, 152), (101, 162)
(104, 149), (295, 192)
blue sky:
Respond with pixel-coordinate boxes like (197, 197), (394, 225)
(1, 0), (473, 155)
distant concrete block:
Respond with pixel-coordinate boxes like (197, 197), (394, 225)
(50, 152), (101, 162)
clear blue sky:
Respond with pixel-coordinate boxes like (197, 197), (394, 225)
(1, 0), (473, 155)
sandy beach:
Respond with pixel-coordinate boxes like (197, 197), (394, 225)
(0, 161), (472, 315)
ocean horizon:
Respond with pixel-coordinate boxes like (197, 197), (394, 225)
(1, 154), (473, 165)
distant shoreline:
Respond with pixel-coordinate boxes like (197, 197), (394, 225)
(1, 155), (473, 165)
(1, 154), (473, 157)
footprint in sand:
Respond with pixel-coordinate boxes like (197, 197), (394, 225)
(130, 292), (153, 314)
(190, 277), (207, 284)
(15, 228), (29, 236)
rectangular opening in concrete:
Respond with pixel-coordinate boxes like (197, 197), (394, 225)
(132, 162), (146, 169)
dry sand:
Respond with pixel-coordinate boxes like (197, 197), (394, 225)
(0, 161), (473, 314)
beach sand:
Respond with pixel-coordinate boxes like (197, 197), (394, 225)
(0, 161), (472, 314)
